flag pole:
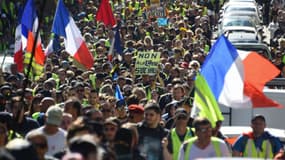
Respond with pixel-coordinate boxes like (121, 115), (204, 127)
(1, 50), (7, 69)
(18, 0), (47, 122)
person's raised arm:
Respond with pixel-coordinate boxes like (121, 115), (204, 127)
(162, 137), (172, 160)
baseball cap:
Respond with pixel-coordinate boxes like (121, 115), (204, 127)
(175, 108), (188, 118)
(61, 60), (70, 69)
(45, 105), (63, 126)
(251, 114), (266, 123)
(128, 104), (144, 113)
(165, 100), (179, 110)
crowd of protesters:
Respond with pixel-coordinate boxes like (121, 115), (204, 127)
(1, 0), (285, 159)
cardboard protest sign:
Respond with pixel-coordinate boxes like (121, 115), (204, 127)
(135, 51), (161, 75)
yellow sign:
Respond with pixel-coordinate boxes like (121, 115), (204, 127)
(150, 0), (160, 7)
(135, 52), (161, 75)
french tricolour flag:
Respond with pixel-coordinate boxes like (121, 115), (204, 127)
(108, 26), (123, 61)
(52, 0), (94, 69)
(195, 35), (283, 110)
(21, 0), (45, 66)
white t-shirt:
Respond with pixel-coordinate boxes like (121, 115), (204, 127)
(27, 126), (67, 156)
(268, 22), (279, 39)
(178, 138), (230, 160)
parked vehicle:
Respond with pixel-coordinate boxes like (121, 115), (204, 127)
(0, 54), (14, 73)
(220, 88), (285, 129)
(218, 16), (258, 35)
(233, 42), (272, 60)
(220, 2), (261, 19)
(222, 11), (262, 25)
(222, 26), (262, 42)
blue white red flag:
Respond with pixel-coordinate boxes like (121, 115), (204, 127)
(21, 0), (45, 65)
(52, 0), (94, 69)
(195, 35), (282, 110)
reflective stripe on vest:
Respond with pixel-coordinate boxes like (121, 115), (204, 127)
(184, 137), (222, 160)
(89, 74), (96, 89)
(244, 139), (273, 158)
(171, 127), (193, 160)
(9, 2), (15, 19)
(24, 52), (44, 78)
(51, 73), (60, 89)
(8, 130), (22, 141)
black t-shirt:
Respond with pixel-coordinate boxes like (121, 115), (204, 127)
(10, 116), (40, 137)
(137, 122), (169, 160)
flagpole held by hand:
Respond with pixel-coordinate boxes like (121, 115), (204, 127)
(1, 50), (7, 69)
(19, 0), (47, 123)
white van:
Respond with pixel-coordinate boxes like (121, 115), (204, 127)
(221, 88), (285, 129)
(0, 55), (14, 73)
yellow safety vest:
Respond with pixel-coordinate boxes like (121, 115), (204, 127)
(51, 73), (60, 89)
(244, 139), (274, 159)
(129, 1), (140, 11)
(202, 6), (208, 16)
(171, 127), (193, 160)
(24, 52), (44, 79)
(184, 137), (222, 160)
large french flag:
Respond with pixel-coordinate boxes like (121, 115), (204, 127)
(52, 0), (94, 69)
(21, 0), (45, 66)
(195, 35), (283, 110)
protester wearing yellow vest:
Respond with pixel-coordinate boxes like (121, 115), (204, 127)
(162, 108), (194, 160)
(232, 115), (284, 159)
(177, 117), (230, 160)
